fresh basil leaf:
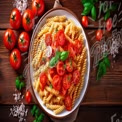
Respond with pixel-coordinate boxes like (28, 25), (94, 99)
(102, 63), (106, 75)
(104, 10), (110, 21)
(55, 51), (61, 60)
(60, 51), (69, 61)
(38, 113), (44, 122)
(103, 57), (110, 68)
(49, 57), (58, 67)
(91, 6), (97, 20)
(97, 69), (103, 81)
(15, 79), (20, 90)
(84, 2), (93, 8)
(81, 6), (91, 15)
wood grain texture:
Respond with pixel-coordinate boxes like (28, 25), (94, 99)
(0, 0), (122, 121)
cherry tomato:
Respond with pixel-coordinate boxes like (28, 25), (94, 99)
(10, 49), (21, 70)
(66, 59), (73, 72)
(61, 86), (67, 96)
(68, 43), (76, 58)
(45, 33), (52, 46)
(25, 91), (32, 103)
(106, 18), (112, 31)
(96, 29), (103, 41)
(64, 95), (72, 111)
(56, 61), (65, 76)
(72, 70), (80, 84)
(40, 73), (47, 91)
(10, 8), (21, 29)
(18, 32), (30, 52)
(49, 67), (56, 78)
(32, 0), (45, 17)
(63, 74), (72, 90)
(3, 29), (16, 51)
(74, 39), (82, 54)
(22, 9), (34, 31)
(81, 16), (88, 28)
(55, 29), (66, 46)
(52, 75), (61, 91)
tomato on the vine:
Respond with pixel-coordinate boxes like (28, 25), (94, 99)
(72, 70), (80, 84)
(96, 29), (103, 41)
(64, 95), (72, 111)
(63, 74), (72, 90)
(32, 0), (45, 17)
(22, 9), (34, 31)
(10, 8), (21, 29)
(55, 29), (66, 46)
(25, 90), (32, 103)
(40, 72), (47, 91)
(45, 33), (52, 46)
(106, 18), (112, 31)
(52, 74), (61, 91)
(18, 32), (30, 52)
(56, 61), (65, 76)
(81, 16), (88, 28)
(10, 49), (21, 70)
(3, 29), (16, 51)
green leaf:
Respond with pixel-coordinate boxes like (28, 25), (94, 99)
(37, 113), (44, 122)
(97, 68), (103, 81)
(81, 6), (91, 15)
(31, 105), (37, 116)
(91, 6), (97, 20)
(15, 79), (20, 90)
(60, 51), (69, 61)
(19, 82), (25, 90)
(49, 57), (58, 67)
(83, 2), (93, 8)
(102, 63), (106, 75)
(55, 51), (61, 60)
(103, 57), (110, 68)
(35, 108), (40, 119)
(104, 10), (110, 21)
(81, 0), (89, 4)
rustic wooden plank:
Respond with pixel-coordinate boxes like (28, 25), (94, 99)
(0, 0), (122, 29)
(0, 105), (122, 122)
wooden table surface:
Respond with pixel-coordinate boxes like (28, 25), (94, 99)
(0, 0), (122, 122)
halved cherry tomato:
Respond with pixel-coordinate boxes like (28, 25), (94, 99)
(3, 29), (16, 51)
(66, 59), (73, 72)
(25, 90), (32, 103)
(74, 39), (82, 54)
(40, 72), (47, 91)
(81, 16), (88, 28)
(64, 95), (72, 111)
(22, 9), (34, 31)
(55, 29), (66, 46)
(10, 49), (21, 70)
(63, 74), (72, 90)
(106, 18), (112, 31)
(10, 8), (21, 29)
(96, 29), (103, 41)
(68, 43), (76, 58)
(32, 0), (45, 17)
(56, 61), (65, 76)
(52, 74), (61, 91)
(45, 33), (52, 46)
(18, 32), (30, 52)
(61, 86), (67, 96)
(49, 67), (56, 78)
(72, 70), (80, 84)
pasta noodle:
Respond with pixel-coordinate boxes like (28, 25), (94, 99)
(31, 15), (88, 114)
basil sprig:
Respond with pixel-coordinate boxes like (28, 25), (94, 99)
(49, 51), (69, 67)
(15, 75), (25, 90)
(97, 55), (110, 81)
(81, 0), (98, 21)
